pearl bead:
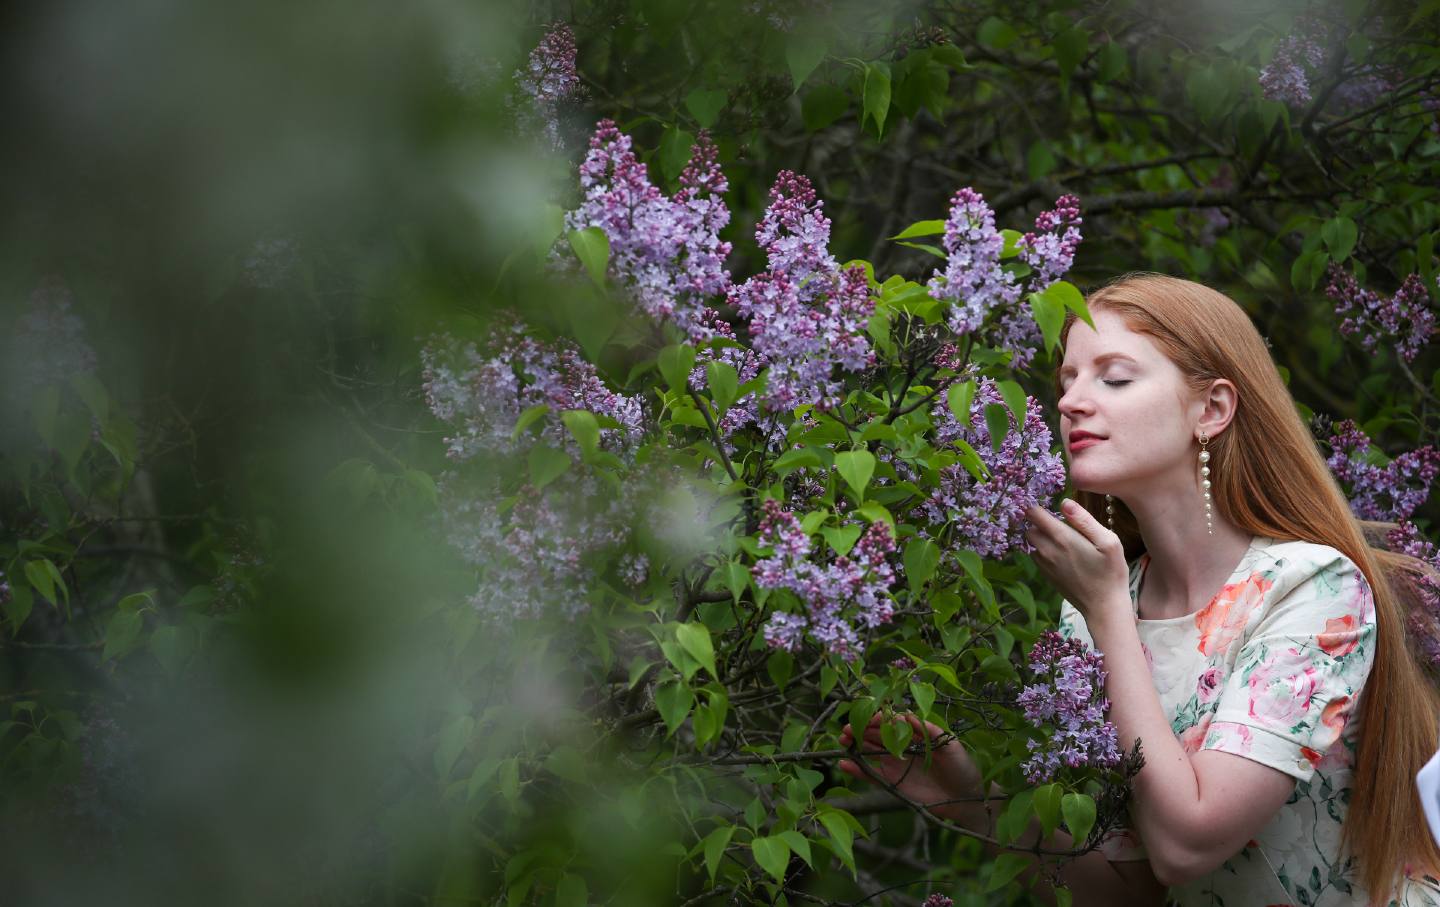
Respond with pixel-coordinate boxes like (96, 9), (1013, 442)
(1201, 466), (1210, 476)
(1199, 451), (1210, 462)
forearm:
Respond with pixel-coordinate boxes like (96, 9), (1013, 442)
(1088, 603), (1208, 873)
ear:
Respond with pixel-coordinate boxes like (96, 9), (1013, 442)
(1199, 378), (1238, 439)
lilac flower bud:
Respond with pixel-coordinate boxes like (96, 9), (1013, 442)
(921, 896), (954, 907)
(514, 23), (581, 149)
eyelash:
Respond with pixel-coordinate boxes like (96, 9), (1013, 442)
(1102, 379), (1132, 387)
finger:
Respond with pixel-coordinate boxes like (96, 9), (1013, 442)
(1058, 498), (1107, 546)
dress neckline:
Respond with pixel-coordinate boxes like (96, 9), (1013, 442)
(1132, 535), (1270, 624)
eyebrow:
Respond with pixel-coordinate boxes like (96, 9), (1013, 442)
(1058, 352), (1139, 379)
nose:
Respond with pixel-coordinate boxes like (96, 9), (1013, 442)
(1057, 382), (1094, 421)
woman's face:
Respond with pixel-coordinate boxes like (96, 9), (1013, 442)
(1056, 308), (1208, 496)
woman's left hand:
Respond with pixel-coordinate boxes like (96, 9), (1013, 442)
(1023, 499), (1132, 628)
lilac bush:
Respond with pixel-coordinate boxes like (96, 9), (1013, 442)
(1017, 631), (1123, 783)
(1325, 419), (1440, 522)
(756, 499), (897, 660)
(514, 23), (582, 148)
(1324, 265), (1435, 363)
(920, 378), (1069, 559)
(1259, 17), (1327, 108)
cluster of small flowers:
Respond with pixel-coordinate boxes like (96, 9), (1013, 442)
(1325, 419), (1440, 522)
(1195, 166), (1233, 248)
(728, 172), (877, 410)
(513, 23), (582, 149)
(1324, 266), (1435, 364)
(1259, 16), (1328, 107)
(421, 322), (645, 462)
(1330, 67), (1394, 112)
(921, 896), (954, 907)
(919, 378), (1068, 559)
(1016, 631), (1123, 784)
(756, 499), (897, 660)
(240, 237), (300, 290)
(564, 121), (733, 342)
(927, 189), (1084, 370)
(1383, 521), (1440, 667)
(617, 551), (649, 588)
(0, 570), (9, 606)
(9, 275), (98, 400)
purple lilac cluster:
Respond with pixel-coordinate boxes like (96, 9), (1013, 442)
(1016, 631), (1123, 784)
(1324, 265), (1435, 364)
(617, 551), (649, 588)
(1259, 17), (1328, 107)
(755, 499), (897, 660)
(1384, 521), (1440, 668)
(918, 378), (1068, 559)
(421, 322), (645, 462)
(927, 189), (1084, 370)
(1325, 419), (1440, 522)
(564, 121), (733, 342)
(728, 172), (877, 410)
(513, 23), (582, 149)
(422, 323), (648, 623)
(8, 275), (98, 401)
(921, 896), (954, 907)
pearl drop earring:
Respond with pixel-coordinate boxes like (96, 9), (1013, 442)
(1105, 494), (1115, 531)
(1199, 432), (1213, 535)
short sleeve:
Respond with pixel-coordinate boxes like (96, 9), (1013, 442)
(1201, 551), (1377, 783)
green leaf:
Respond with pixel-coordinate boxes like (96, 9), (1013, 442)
(1062, 792), (1097, 845)
(1290, 249), (1330, 291)
(1027, 290), (1064, 352)
(434, 714), (475, 779)
(996, 380), (1029, 431)
(834, 450), (876, 500)
(658, 344), (697, 393)
(978, 17), (1018, 49)
(996, 789), (1034, 844)
(1027, 141), (1056, 181)
(1322, 216), (1358, 261)
(801, 84), (849, 132)
(880, 714), (910, 758)
(1033, 783), (1063, 837)
(675, 622), (718, 679)
(685, 88), (727, 127)
(723, 560), (749, 603)
(555, 873), (587, 907)
(947, 380), (975, 422)
(561, 410), (601, 457)
(23, 560), (57, 607)
(786, 34), (828, 89)
(708, 361), (739, 412)
(751, 835), (791, 882)
(655, 680), (694, 735)
(1054, 27), (1089, 77)
(904, 537), (940, 593)
(568, 227), (610, 287)
(149, 625), (191, 678)
(103, 610), (145, 662)
(823, 524), (863, 557)
(890, 219), (947, 240)
(773, 446), (824, 476)
(702, 826), (734, 882)
(986, 852), (1030, 892)
(658, 126), (695, 182)
(909, 680), (936, 717)
(777, 830), (812, 867)
(1096, 41), (1127, 81)
(527, 445), (571, 489)
(983, 402), (1010, 452)
(862, 62), (891, 136)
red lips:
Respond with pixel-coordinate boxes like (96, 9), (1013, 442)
(1068, 430), (1106, 451)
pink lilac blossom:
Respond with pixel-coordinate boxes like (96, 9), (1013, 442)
(728, 171), (877, 410)
(1325, 419), (1440, 522)
(919, 378), (1068, 559)
(1259, 17), (1328, 107)
(514, 23), (582, 149)
(1324, 265), (1435, 364)
(1016, 631), (1123, 784)
(564, 121), (733, 342)
(755, 499), (897, 660)
(921, 896), (954, 907)
(1017, 194), (1082, 291)
(1384, 521), (1440, 668)
(421, 323), (645, 462)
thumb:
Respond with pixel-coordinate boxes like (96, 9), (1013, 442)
(1060, 498), (1107, 544)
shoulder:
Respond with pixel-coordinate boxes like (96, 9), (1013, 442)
(1249, 538), (1371, 602)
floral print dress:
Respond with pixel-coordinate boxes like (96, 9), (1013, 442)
(1059, 536), (1440, 906)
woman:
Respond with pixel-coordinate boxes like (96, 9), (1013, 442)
(839, 273), (1440, 905)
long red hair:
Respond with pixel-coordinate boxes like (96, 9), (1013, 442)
(1055, 272), (1440, 899)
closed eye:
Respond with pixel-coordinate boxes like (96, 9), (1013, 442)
(1103, 380), (1132, 387)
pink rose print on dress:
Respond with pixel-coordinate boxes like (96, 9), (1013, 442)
(1178, 717), (1212, 754)
(1247, 648), (1320, 729)
(1317, 615), (1360, 657)
(1205, 720), (1253, 754)
(1320, 695), (1351, 732)
(1196, 666), (1223, 703)
(1195, 572), (1274, 656)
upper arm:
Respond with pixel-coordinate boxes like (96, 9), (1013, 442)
(1172, 750), (1296, 879)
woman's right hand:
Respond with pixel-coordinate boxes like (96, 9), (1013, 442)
(836, 712), (984, 814)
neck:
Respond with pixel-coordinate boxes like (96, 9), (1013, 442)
(1123, 493), (1254, 619)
